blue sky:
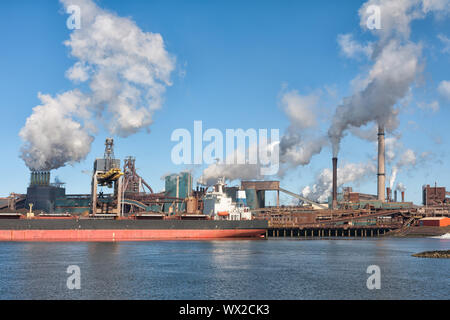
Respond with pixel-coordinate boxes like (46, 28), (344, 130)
(0, 0), (449, 205)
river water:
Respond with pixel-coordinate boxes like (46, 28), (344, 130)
(0, 238), (448, 300)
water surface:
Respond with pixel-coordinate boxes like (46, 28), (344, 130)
(0, 238), (448, 299)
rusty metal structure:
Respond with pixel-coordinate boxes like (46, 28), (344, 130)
(0, 193), (26, 211)
(123, 156), (154, 195)
(386, 187), (392, 202)
(91, 138), (124, 216)
(422, 184), (450, 206)
(119, 159), (196, 216)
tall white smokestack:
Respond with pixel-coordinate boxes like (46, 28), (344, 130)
(377, 125), (385, 202)
(332, 157), (338, 210)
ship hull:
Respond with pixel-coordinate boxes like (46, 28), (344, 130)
(0, 219), (267, 241)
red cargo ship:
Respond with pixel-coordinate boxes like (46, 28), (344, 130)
(0, 214), (267, 242)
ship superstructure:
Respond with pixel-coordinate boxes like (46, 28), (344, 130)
(203, 178), (252, 221)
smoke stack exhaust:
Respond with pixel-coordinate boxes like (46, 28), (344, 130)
(332, 157), (338, 210)
(377, 126), (385, 202)
(30, 171), (50, 186)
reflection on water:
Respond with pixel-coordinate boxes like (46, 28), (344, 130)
(0, 238), (448, 300)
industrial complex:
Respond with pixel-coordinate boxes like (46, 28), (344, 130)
(0, 125), (449, 241)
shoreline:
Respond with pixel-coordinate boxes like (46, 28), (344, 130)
(384, 226), (450, 238)
(412, 250), (450, 258)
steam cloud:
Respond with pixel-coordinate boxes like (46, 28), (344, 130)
(199, 147), (262, 186)
(199, 140), (279, 186)
(327, 0), (450, 156)
(20, 91), (93, 171)
(198, 0), (448, 198)
(329, 39), (422, 156)
(302, 161), (377, 203)
(200, 89), (327, 184)
(396, 182), (406, 192)
(278, 89), (327, 172)
(390, 148), (416, 188)
(19, 0), (175, 171)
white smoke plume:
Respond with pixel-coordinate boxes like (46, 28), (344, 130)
(349, 124), (378, 142)
(279, 89), (318, 130)
(386, 136), (401, 190)
(359, 0), (450, 42)
(279, 133), (327, 170)
(279, 89), (327, 172)
(438, 80), (450, 100)
(200, 163), (262, 187)
(381, 132), (416, 191)
(327, 0), (449, 156)
(396, 182), (406, 192)
(389, 167), (398, 191)
(329, 39), (422, 156)
(199, 141), (279, 186)
(389, 148), (417, 189)
(199, 89), (327, 183)
(385, 133), (410, 164)
(63, 0), (175, 136)
(302, 161), (377, 203)
(397, 148), (417, 167)
(19, 90), (93, 170)
(337, 33), (373, 59)
(19, 0), (175, 171)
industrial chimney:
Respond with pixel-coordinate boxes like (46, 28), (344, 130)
(377, 126), (385, 202)
(30, 170), (51, 186)
(332, 157), (338, 210)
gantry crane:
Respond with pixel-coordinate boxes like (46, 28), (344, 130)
(91, 138), (124, 216)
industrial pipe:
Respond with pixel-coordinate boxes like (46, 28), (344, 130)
(332, 157), (338, 210)
(377, 126), (385, 202)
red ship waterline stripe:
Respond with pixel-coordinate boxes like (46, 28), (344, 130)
(0, 229), (266, 241)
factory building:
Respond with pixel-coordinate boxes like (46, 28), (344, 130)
(165, 172), (193, 199)
(25, 171), (66, 213)
(419, 217), (450, 227)
(164, 172), (193, 213)
(422, 184), (450, 206)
